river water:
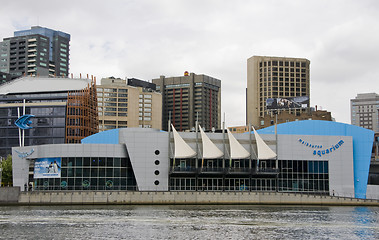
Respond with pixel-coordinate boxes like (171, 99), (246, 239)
(0, 205), (378, 239)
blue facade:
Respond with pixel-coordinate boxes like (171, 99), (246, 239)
(81, 129), (120, 144)
(258, 120), (374, 199)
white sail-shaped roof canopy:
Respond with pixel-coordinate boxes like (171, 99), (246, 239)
(227, 129), (250, 159)
(171, 124), (196, 158)
(252, 126), (277, 160)
(199, 125), (224, 159)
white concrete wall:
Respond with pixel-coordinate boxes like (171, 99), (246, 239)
(119, 128), (169, 191)
(12, 146), (36, 191)
(366, 185), (379, 199)
(278, 135), (354, 198)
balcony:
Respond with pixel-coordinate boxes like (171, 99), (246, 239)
(199, 167), (225, 174)
(227, 167), (251, 174)
(170, 166), (197, 174)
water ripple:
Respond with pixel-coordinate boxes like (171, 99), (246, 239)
(0, 205), (378, 239)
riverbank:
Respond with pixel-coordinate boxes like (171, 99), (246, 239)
(1, 187), (379, 206)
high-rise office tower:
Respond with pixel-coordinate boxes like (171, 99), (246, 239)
(0, 26), (70, 81)
(351, 93), (379, 132)
(153, 72), (221, 132)
(246, 56), (310, 127)
(97, 77), (162, 131)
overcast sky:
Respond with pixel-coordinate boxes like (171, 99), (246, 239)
(1, 0), (378, 127)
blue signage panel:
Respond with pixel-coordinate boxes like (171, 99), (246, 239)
(34, 157), (61, 178)
(14, 114), (35, 130)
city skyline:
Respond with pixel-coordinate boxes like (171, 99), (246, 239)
(1, 0), (378, 127)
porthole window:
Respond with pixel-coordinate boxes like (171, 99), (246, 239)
(155, 160), (160, 165)
(154, 180), (159, 185)
(154, 170), (160, 175)
(155, 150), (160, 155)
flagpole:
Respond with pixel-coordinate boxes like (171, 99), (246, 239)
(22, 99), (25, 147)
(17, 107), (21, 147)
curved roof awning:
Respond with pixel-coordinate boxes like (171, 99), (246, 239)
(172, 124), (196, 158)
(199, 125), (224, 159)
(227, 129), (250, 159)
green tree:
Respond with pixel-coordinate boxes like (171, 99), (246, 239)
(1, 155), (12, 186)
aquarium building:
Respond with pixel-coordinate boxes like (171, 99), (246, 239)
(12, 120), (375, 199)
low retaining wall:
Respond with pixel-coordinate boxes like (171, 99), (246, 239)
(0, 187), (20, 203)
(13, 191), (379, 206)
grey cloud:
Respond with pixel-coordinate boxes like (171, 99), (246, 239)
(1, 0), (378, 125)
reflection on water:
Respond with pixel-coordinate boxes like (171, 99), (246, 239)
(0, 205), (378, 239)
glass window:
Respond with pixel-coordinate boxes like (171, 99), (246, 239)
(91, 157), (98, 167)
(121, 158), (127, 167)
(91, 168), (98, 177)
(83, 157), (90, 166)
(75, 168), (83, 177)
(99, 168), (105, 177)
(106, 168), (113, 177)
(83, 168), (90, 177)
(99, 157), (106, 166)
(106, 158), (113, 167)
(114, 158), (121, 167)
(75, 157), (82, 167)
(68, 157), (75, 167)
(114, 168), (120, 177)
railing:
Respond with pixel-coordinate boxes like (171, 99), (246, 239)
(170, 166), (197, 173)
(227, 167), (250, 173)
(200, 167), (225, 173)
(169, 167), (280, 174)
(33, 185), (138, 191)
(256, 168), (280, 174)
